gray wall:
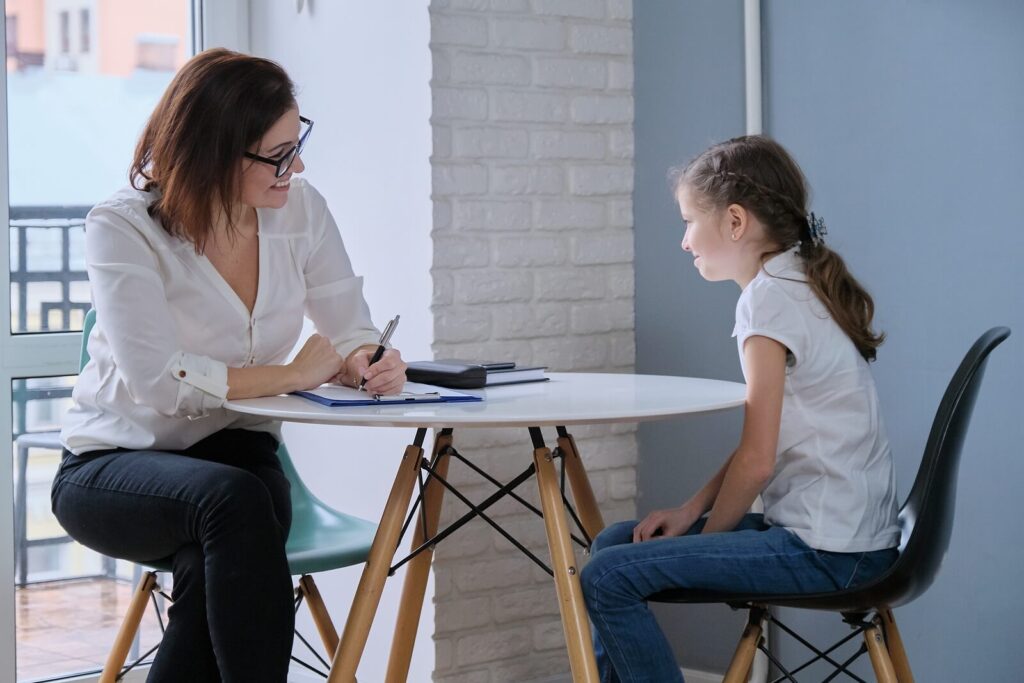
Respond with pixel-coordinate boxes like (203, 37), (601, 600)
(634, 0), (749, 673)
(636, 0), (1024, 678)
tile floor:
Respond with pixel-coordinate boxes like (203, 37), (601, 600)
(15, 576), (166, 682)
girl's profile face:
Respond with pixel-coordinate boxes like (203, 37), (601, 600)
(677, 186), (736, 282)
(239, 107), (306, 211)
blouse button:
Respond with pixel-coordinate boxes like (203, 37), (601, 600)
(178, 370), (187, 378)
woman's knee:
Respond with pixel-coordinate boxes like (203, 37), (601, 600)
(199, 468), (281, 532)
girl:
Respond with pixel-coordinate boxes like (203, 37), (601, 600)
(580, 135), (900, 683)
(53, 49), (406, 681)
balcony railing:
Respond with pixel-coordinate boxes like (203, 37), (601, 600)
(9, 204), (92, 335)
(9, 206), (97, 587)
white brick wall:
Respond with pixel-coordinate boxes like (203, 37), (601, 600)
(430, 1), (635, 680)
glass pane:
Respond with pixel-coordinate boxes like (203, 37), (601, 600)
(11, 376), (167, 681)
(7, 0), (193, 334)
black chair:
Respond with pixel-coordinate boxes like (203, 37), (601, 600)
(651, 326), (1011, 683)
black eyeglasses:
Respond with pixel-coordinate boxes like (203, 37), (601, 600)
(244, 116), (313, 178)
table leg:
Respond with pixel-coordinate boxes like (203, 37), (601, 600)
(328, 431), (426, 683)
(531, 428), (600, 682)
(556, 426), (605, 542)
(385, 429), (454, 683)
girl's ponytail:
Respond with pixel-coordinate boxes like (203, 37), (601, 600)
(799, 242), (884, 361)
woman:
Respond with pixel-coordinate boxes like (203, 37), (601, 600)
(52, 48), (406, 681)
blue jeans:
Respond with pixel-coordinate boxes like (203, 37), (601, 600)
(580, 514), (898, 683)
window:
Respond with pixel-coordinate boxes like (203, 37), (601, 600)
(3, 3), (199, 678)
(79, 8), (89, 54)
(58, 10), (69, 54)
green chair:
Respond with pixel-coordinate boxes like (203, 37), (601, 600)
(74, 310), (378, 681)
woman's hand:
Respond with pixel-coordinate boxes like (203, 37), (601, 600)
(288, 334), (346, 391)
(632, 504), (702, 543)
(336, 346), (407, 396)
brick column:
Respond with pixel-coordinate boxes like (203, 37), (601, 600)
(430, 1), (635, 680)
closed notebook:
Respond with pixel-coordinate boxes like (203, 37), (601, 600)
(406, 360), (548, 389)
(294, 382), (481, 407)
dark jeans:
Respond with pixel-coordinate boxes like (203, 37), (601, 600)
(51, 429), (294, 683)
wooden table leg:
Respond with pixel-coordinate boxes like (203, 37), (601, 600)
(328, 436), (425, 683)
(556, 427), (605, 542)
(532, 429), (600, 682)
(385, 429), (454, 683)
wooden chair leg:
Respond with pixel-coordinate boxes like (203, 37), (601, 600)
(328, 442), (424, 683)
(723, 606), (764, 683)
(534, 442), (600, 682)
(386, 431), (453, 683)
(880, 608), (914, 683)
(557, 430), (605, 542)
(299, 574), (340, 657)
(863, 618), (899, 683)
(100, 571), (158, 683)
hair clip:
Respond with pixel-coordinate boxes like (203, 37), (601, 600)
(807, 212), (828, 247)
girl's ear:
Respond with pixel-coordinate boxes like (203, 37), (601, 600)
(726, 203), (748, 241)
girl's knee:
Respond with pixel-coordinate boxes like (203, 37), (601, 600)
(591, 520), (636, 555)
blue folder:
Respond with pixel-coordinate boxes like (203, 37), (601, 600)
(293, 382), (482, 407)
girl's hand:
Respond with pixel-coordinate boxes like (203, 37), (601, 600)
(633, 504), (702, 543)
(337, 347), (407, 396)
(289, 334), (346, 391)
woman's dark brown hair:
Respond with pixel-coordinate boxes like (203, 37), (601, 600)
(674, 135), (885, 361)
(130, 48), (296, 252)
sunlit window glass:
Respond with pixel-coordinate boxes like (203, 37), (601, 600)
(6, 0), (191, 334)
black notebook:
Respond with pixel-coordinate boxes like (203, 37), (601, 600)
(406, 360), (548, 389)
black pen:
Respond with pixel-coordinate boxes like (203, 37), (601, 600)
(358, 315), (400, 391)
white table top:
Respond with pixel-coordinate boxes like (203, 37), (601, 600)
(224, 372), (745, 428)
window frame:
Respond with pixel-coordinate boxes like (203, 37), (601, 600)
(0, 2), (250, 680)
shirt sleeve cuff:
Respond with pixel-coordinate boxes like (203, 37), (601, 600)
(170, 352), (229, 416)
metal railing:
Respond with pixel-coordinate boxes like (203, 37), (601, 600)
(9, 206), (97, 586)
(9, 205), (92, 334)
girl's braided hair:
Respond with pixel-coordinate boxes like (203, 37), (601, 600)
(673, 135), (884, 361)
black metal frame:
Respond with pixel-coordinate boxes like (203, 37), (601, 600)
(243, 116), (314, 178)
(9, 205), (92, 334)
(735, 605), (881, 683)
(388, 426), (591, 579)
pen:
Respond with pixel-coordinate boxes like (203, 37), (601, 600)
(358, 314), (400, 391)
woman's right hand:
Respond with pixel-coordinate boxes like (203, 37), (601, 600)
(288, 334), (345, 391)
(632, 504), (702, 543)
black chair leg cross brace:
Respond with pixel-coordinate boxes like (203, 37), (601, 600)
(650, 326), (1010, 682)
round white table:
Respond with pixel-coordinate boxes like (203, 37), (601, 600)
(225, 372), (746, 428)
(225, 372), (745, 683)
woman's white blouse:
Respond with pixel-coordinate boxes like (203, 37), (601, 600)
(61, 178), (381, 455)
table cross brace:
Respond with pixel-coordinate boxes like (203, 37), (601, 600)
(388, 438), (591, 578)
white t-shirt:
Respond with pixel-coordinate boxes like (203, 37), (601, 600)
(61, 178), (381, 455)
(733, 248), (900, 552)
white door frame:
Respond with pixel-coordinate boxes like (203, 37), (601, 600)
(0, 3), (248, 681)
